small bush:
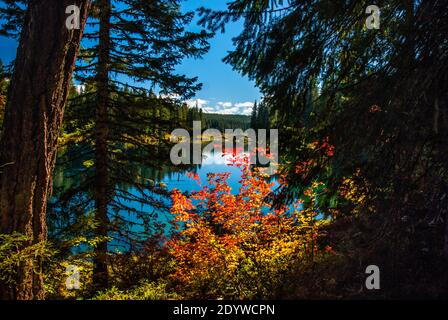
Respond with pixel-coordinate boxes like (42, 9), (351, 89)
(0, 233), (56, 289)
(92, 280), (179, 300)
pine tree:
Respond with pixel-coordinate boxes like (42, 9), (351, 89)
(57, 0), (211, 289)
(250, 101), (258, 129)
(256, 100), (270, 130)
(0, 1), (26, 38)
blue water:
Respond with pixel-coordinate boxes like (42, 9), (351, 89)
(163, 151), (246, 192)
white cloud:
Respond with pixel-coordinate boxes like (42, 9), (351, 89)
(75, 85), (85, 95)
(159, 93), (181, 100)
(234, 102), (254, 108)
(217, 107), (240, 115)
(184, 98), (255, 116)
(185, 98), (208, 109)
(217, 101), (233, 108)
(202, 106), (217, 113)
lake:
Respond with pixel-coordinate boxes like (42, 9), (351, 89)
(52, 149), (278, 250)
(109, 150), (279, 249)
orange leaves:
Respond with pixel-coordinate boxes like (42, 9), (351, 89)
(167, 155), (327, 297)
(171, 189), (195, 222)
(322, 138), (335, 157)
(185, 172), (201, 185)
(294, 159), (315, 175)
(313, 137), (335, 157)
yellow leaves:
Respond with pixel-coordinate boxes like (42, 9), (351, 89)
(0, 94), (6, 107)
(82, 160), (94, 168)
(339, 175), (367, 206)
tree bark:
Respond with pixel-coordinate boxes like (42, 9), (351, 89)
(0, 0), (90, 300)
(92, 0), (111, 290)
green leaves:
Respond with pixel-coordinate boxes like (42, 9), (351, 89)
(0, 233), (56, 286)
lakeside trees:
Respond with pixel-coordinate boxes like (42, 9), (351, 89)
(250, 100), (269, 130)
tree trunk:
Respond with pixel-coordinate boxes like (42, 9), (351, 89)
(92, 0), (111, 290)
(0, 0), (90, 300)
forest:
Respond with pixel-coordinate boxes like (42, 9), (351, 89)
(0, 0), (447, 301)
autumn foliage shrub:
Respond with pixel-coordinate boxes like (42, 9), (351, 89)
(168, 155), (329, 299)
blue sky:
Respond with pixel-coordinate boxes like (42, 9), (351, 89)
(0, 36), (16, 65)
(0, 0), (261, 115)
(177, 1), (261, 115)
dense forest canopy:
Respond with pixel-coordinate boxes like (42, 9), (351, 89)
(204, 113), (250, 130)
